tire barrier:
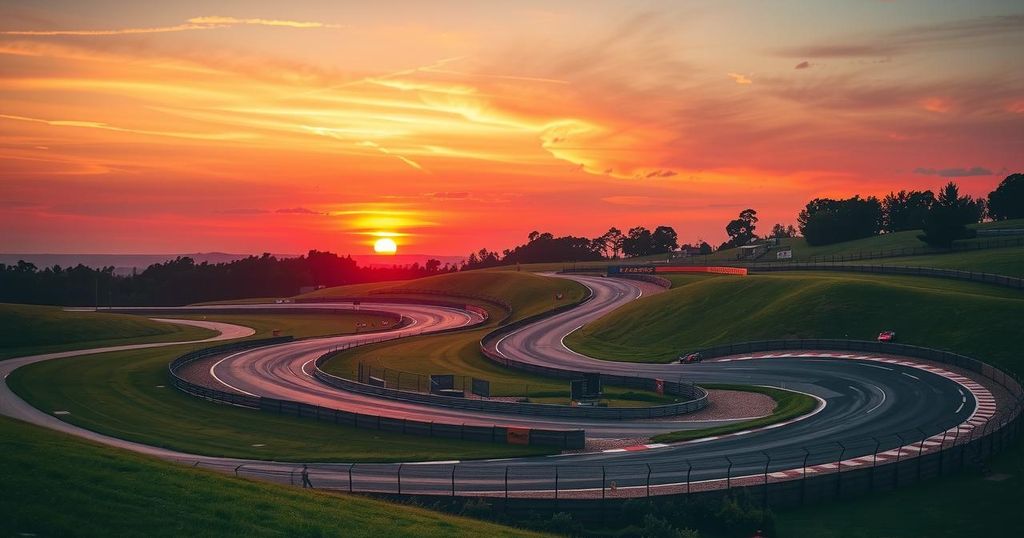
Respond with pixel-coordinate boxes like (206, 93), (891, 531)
(608, 273), (672, 288)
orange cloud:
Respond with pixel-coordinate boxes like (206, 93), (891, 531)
(1, 16), (341, 36)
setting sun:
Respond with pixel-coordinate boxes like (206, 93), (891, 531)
(373, 237), (397, 254)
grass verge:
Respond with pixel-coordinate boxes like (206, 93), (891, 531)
(565, 272), (1024, 370)
(651, 384), (818, 443)
(0, 303), (217, 360)
(7, 312), (555, 462)
(0, 415), (544, 538)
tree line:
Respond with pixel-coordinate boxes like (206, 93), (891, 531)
(460, 225), (713, 269)
(0, 251), (457, 307)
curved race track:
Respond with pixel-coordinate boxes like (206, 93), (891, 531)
(0, 274), (1010, 498)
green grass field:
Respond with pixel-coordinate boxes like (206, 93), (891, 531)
(565, 272), (1024, 370)
(7, 311), (554, 462)
(844, 245), (1024, 277)
(0, 303), (218, 360)
(651, 384), (817, 443)
(0, 416), (544, 538)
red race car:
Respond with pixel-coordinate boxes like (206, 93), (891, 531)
(877, 330), (896, 343)
(678, 352), (703, 364)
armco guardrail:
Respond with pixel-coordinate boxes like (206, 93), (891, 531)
(169, 333), (583, 449)
(477, 285), (709, 413)
(745, 263), (1023, 289)
(313, 350), (702, 419)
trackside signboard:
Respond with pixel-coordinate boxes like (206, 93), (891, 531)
(506, 427), (530, 445)
(608, 265), (748, 276)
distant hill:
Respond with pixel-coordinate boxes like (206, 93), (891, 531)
(0, 252), (465, 275)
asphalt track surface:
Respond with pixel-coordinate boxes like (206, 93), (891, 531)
(0, 274), (996, 497)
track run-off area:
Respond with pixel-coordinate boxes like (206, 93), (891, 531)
(1, 272), (1020, 501)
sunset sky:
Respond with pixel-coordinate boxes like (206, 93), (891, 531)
(1, 1), (1022, 256)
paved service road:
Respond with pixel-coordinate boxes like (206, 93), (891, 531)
(1, 274), (1006, 498)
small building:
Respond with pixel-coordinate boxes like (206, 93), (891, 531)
(737, 244), (768, 259)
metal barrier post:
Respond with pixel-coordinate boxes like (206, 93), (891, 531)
(349, 464), (354, 492)
(505, 467), (509, 500)
(451, 465), (456, 497)
(646, 463), (652, 497)
(554, 466), (559, 500)
(397, 464), (403, 495)
(725, 456), (733, 490)
(686, 461), (692, 495)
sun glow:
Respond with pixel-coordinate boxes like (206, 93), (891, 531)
(373, 237), (398, 254)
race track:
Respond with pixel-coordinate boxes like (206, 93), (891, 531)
(1, 273), (1015, 499)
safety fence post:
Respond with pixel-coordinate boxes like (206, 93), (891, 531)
(504, 467), (509, 501)
(762, 451), (770, 509)
(938, 428), (949, 473)
(836, 442), (846, 499)
(894, 433), (905, 486)
(800, 449), (810, 505)
(725, 456), (733, 490)
(686, 461), (692, 495)
(554, 466), (559, 500)
(602, 466), (606, 500)
(451, 465), (457, 497)
(349, 464), (354, 492)
(397, 464), (403, 495)
(915, 428), (926, 482)
(869, 437), (880, 492)
(646, 463), (652, 498)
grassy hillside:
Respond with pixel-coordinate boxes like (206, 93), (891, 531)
(565, 272), (1024, 369)
(300, 270), (587, 321)
(0, 416), (543, 538)
(0, 303), (217, 360)
(8, 312), (553, 462)
(845, 246), (1024, 277)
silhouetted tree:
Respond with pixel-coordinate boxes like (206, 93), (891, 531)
(918, 182), (985, 247)
(651, 226), (679, 254)
(769, 223), (798, 238)
(987, 173), (1024, 221)
(723, 209), (758, 248)
(596, 227), (624, 259)
(622, 227), (655, 257)
(882, 190), (935, 232)
(798, 196), (882, 246)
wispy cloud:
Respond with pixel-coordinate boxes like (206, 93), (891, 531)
(728, 73), (753, 85)
(358, 141), (427, 172)
(1, 15), (342, 36)
(276, 207), (325, 215)
(0, 113), (253, 141)
(913, 166), (992, 177)
(777, 14), (1024, 58)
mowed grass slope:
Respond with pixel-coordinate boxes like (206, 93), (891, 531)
(0, 303), (217, 360)
(0, 416), (544, 538)
(566, 272), (1024, 369)
(846, 245), (1024, 277)
(8, 311), (553, 461)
